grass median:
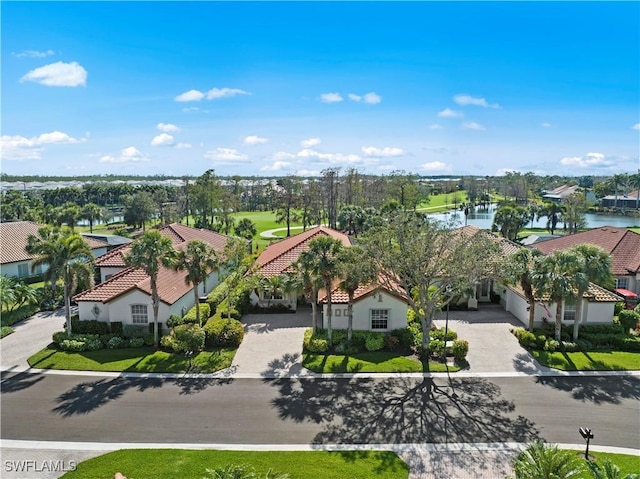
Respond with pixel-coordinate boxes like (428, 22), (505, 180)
(28, 345), (236, 373)
(302, 351), (461, 373)
(61, 449), (409, 479)
(531, 350), (640, 371)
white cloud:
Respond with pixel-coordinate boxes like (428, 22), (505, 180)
(100, 147), (148, 163)
(13, 49), (55, 59)
(1, 131), (85, 161)
(271, 151), (296, 161)
(297, 148), (362, 164)
(37, 131), (84, 144)
(261, 161), (292, 172)
(420, 161), (450, 172)
(453, 94), (499, 108)
(320, 92), (343, 103)
(206, 87), (250, 99)
(541, 122), (552, 128)
(463, 122), (485, 131)
(559, 152), (615, 169)
(157, 123), (180, 132)
(244, 135), (268, 145)
(296, 169), (321, 177)
(438, 108), (464, 118)
(21, 61), (87, 87)
(176, 142), (192, 149)
(151, 133), (174, 147)
(495, 168), (522, 176)
(632, 123), (640, 130)
(349, 92), (382, 104)
(175, 89), (205, 102)
(204, 148), (248, 162)
(300, 137), (321, 148)
(429, 124), (443, 129)
(361, 146), (405, 157)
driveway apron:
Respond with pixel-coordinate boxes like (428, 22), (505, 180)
(232, 306), (311, 377)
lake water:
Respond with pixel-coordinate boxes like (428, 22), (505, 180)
(428, 205), (640, 229)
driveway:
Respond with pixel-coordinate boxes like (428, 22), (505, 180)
(432, 303), (546, 374)
(232, 306), (312, 377)
(1, 308), (67, 372)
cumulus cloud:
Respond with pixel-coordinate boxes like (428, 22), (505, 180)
(320, 92), (343, 103)
(206, 87), (250, 99)
(438, 108), (464, 118)
(559, 152), (616, 169)
(176, 142), (192, 149)
(151, 133), (174, 146)
(300, 138), (321, 148)
(244, 135), (268, 145)
(348, 92), (382, 104)
(361, 146), (405, 157)
(463, 122), (485, 130)
(100, 147), (148, 163)
(632, 123), (640, 130)
(21, 61), (87, 87)
(261, 160), (292, 172)
(1, 131), (85, 161)
(271, 151), (296, 161)
(541, 122), (553, 128)
(421, 161), (449, 172)
(13, 49), (55, 58)
(175, 89), (205, 102)
(204, 148), (248, 162)
(453, 94), (499, 108)
(297, 148), (362, 164)
(157, 123), (180, 132)
(429, 124), (443, 129)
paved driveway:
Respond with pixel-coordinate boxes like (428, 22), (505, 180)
(432, 303), (545, 374)
(232, 306), (312, 377)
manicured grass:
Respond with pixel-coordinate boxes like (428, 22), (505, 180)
(416, 192), (470, 213)
(62, 449), (409, 479)
(28, 346), (236, 373)
(561, 451), (640, 478)
(302, 351), (460, 373)
(531, 350), (640, 371)
(1, 326), (14, 338)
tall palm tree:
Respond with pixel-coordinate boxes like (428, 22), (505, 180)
(306, 236), (344, 346)
(537, 202), (565, 235)
(125, 230), (178, 347)
(513, 440), (585, 479)
(26, 226), (94, 336)
(338, 245), (377, 341)
(260, 274), (284, 308)
(504, 248), (543, 331)
(174, 239), (219, 326)
(81, 203), (104, 233)
(629, 172), (640, 210)
(295, 252), (324, 332)
(568, 244), (614, 340)
(532, 250), (588, 341)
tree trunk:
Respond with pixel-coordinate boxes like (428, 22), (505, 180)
(573, 292), (585, 341)
(555, 299), (563, 342)
(527, 298), (536, 331)
(347, 293), (354, 342)
(325, 277), (333, 346)
(194, 286), (201, 326)
(310, 287), (318, 333)
(151, 276), (160, 348)
(64, 268), (72, 337)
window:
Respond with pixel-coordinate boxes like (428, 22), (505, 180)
(370, 309), (389, 330)
(615, 278), (629, 289)
(267, 292), (284, 300)
(131, 304), (148, 324)
(563, 302), (577, 322)
(335, 309), (341, 317)
(17, 263), (29, 277)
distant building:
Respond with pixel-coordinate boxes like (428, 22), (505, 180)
(600, 190), (640, 209)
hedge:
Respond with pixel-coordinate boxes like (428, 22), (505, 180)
(203, 315), (244, 348)
(618, 310), (640, 332)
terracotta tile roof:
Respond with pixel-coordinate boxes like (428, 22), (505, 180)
(509, 282), (620, 303)
(0, 221), (107, 265)
(94, 243), (130, 267)
(319, 280), (408, 304)
(157, 223), (230, 250)
(532, 226), (640, 275)
(254, 226), (352, 277)
(457, 225), (522, 256)
(74, 265), (192, 305)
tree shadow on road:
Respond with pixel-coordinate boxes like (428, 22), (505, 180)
(266, 375), (539, 474)
(176, 365), (237, 395)
(0, 371), (45, 393)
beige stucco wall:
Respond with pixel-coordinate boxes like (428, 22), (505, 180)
(321, 291), (408, 332)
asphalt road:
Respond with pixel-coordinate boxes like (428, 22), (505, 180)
(1, 373), (638, 449)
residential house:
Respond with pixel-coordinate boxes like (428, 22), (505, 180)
(0, 221), (108, 279)
(542, 185), (580, 203)
(74, 223), (231, 326)
(600, 190), (640, 209)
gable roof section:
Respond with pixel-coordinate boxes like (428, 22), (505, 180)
(94, 243), (130, 268)
(509, 282), (620, 303)
(457, 224), (521, 256)
(318, 279), (408, 305)
(532, 226), (640, 275)
(157, 223), (230, 250)
(254, 226), (351, 277)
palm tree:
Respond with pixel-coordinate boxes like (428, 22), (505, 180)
(512, 440), (585, 479)
(569, 244), (613, 340)
(174, 239), (219, 326)
(81, 203), (104, 233)
(504, 248), (543, 331)
(537, 202), (565, 235)
(294, 252), (324, 332)
(306, 236), (344, 346)
(26, 226), (94, 336)
(338, 245), (377, 341)
(629, 172), (640, 210)
(609, 173), (629, 209)
(125, 230), (178, 347)
(260, 274), (284, 308)
(532, 250), (588, 341)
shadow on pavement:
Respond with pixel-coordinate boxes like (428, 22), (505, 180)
(0, 371), (45, 393)
(266, 375), (539, 474)
(261, 353), (304, 378)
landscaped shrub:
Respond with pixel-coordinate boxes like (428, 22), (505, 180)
(1, 303), (40, 327)
(52, 331), (68, 345)
(428, 339), (446, 358)
(390, 327), (414, 350)
(614, 301), (625, 316)
(107, 336), (126, 349)
(580, 323), (625, 335)
(170, 324), (206, 354)
(123, 324), (148, 339)
(511, 328), (537, 348)
(71, 319), (110, 335)
(166, 314), (184, 328)
(182, 303), (211, 325)
(384, 335), (400, 351)
(575, 339), (593, 351)
(620, 337), (640, 352)
(430, 327), (457, 341)
(618, 309), (640, 332)
(160, 334), (176, 351)
(363, 332), (385, 352)
(128, 337), (145, 348)
(203, 316), (244, 348)
(452, 339), (469, 361)
(303, 329), (329, 353)
(59, 339), (88, 352)
(110, 321), (123, 335)
(543, 338), (559, 352)
(86, 339), (103, 351)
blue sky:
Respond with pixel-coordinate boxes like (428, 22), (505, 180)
(2, 1), (639, 177)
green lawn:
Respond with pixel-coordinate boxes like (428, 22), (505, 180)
(1, 326), (14, 338)
(564, 451), (640, 478)
(28, 346), (236, 373)
(302, 351), (460, 373)
(62, 449), (409, 479)
(531, 350), (640, 371)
